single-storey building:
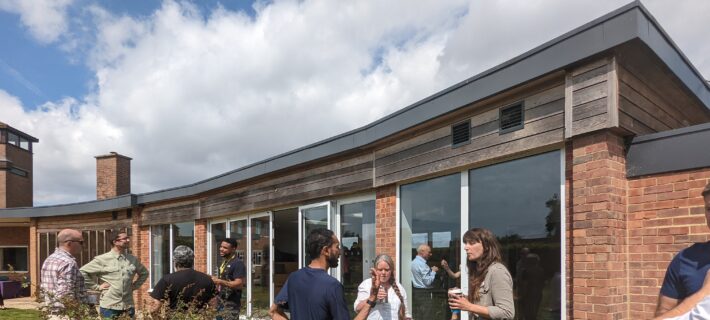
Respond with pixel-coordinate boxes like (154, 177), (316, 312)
(1, 2), (710, 319)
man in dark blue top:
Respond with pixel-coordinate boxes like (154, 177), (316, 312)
(211, 238), (247, 320)
(269, 228), (381, 320)
(656, 183), (710, 316)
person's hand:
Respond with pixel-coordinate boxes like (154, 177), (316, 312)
(431, 266), (439, 273)
(448, 294), (473, 312)
(211, 276), (221, 285)
(701, 269), (710, 294)
(99, 282), (110, 290)
(377, 285), (388, 300)
(370, 268), (380, 291)
(441, 260), (449, 268)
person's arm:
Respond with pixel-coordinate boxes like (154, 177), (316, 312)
(55, 263), (78, 301)
(269, 303), (289, 320)
(655, 270), (710, 319)
(353, 268), (380, 320)
(132, 259), (149, 290)
(441, 259), (460, 279)
(212, 260), (246, 289)
(79, 258), (103, 291)
(149, 296), (163, 313)
(415, 262), (437, 287)
(656, 258), (683, 316)
(354, 279), (372, 312)
(656, 296), (681, 318)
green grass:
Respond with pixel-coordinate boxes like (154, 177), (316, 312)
(0, 308), (41, 319)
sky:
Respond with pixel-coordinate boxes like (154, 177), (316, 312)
(0, 0), (708, 206)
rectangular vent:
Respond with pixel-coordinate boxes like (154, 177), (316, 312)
(451, 120), (471, 147)
(499, 103), (524, 133)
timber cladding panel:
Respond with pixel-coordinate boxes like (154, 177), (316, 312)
(564, 57), (615, 138)
(141, 201), (199, 225)
(200, 153), (374, 218)
(373, 81), (565, 186)
(36, 211), (131, 232)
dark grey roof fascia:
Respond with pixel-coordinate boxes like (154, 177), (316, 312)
(627, 123), (710, 177)
(4, 1), (710, 217)
(0, 194), (136, 218)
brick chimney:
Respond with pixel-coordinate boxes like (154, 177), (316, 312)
(95, 152), (132, 200)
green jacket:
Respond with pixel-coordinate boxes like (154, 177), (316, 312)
(80, 250), (148, 310)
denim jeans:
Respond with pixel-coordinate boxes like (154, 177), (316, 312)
(99, 307), (135, 319)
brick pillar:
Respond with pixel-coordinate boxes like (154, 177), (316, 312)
(570, 130), (628, 319)
(131, 208), (144, 310)
(376, 185), (397, 263)
(29, 218), (39, 297)
(194, 219), (207, 273)
(137, 223), (151, 310)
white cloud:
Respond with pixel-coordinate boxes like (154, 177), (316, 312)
(0, 0), (73, 44)
(0, 0), (708, 206)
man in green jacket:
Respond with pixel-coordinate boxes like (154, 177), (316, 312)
(80, 230), (148, 319)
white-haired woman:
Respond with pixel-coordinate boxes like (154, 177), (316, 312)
(354, 254), (411, 320)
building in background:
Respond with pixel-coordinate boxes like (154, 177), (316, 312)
(1, 3), (710, 319)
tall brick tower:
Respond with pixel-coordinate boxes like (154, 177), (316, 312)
(0, 121), (38, 208)
(95, 152), (132, 199)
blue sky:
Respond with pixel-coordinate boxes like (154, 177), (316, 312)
(0, 0), (708, 206)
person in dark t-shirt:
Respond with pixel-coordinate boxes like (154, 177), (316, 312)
(149, 246), (216, 311)
(269, 228), (382, 320)
(211, 238), (247, 320)
(656, 183), (710, 316)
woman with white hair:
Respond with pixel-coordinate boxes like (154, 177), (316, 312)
(354, 254), (411, 320)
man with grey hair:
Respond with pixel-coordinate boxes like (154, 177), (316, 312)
(411, 243), (439, 320)
(40, 229), (88, 317)
(150, 245), (216, 312)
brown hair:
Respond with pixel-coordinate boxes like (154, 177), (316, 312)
(373, 254), (407, 320)
(463, 228), (503, 302)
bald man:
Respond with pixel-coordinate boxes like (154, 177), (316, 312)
(411, 243), (439, 320)
(40, 229), (88, 315)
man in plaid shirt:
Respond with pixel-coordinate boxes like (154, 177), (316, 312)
(40, 229), (88, 315)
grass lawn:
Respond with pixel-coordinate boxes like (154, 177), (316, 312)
(0, 308), (41, 319)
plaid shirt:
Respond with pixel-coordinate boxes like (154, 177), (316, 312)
(40, 247), (87, 311)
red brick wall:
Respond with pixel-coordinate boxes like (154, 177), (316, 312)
(570, 130), (629, 320)
(0, 144), (33, 207)
(626, 168), (710, 318)
(194, 219), (207, 273)
(137, 223), (151, 310)
(375, 185), (397, 264)
(0, 226), (29, 244)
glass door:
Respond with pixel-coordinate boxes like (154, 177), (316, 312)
(298, 202), (332, 268)
(229, 218), (248, 315)
(248, 213), (272, 318)
(338, 198), (376, 318)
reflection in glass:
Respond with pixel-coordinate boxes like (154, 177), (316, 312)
(400, 174), (461, 320)
(302, 205), (328, 267)
(172, 222), (195, 252)
(211, 223), (226, 276)
(230, 220), (247, 261)
(469, 150), (561, 320)
(273, 208), (298, 301)
(340, 200), (376, 318)
(151, 225), (171, 287)
(251, 215), (271, 315)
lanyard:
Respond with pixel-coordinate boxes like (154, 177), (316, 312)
(219, 254), (235, 277)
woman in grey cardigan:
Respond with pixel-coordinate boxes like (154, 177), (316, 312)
(448, 228), (515, 320)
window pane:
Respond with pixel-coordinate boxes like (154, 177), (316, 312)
(0, 248), (28, 271)
(302, 205), (328, 267)
(273, 208), (298, 301)
(469, 150), (561, 320)
(39, 233), (49, 267)
(211, 223), (227, 276)
(251, 215), (271, 315)
(400, 174), (460, 320)
(151, 225), (171, 287)
(340, 200), (375, 319)
(229, 220), (246, 261)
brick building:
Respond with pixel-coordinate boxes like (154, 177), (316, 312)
(1, 3), (710, 319)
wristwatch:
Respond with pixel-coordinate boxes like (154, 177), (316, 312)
(366, 299), (377, 307)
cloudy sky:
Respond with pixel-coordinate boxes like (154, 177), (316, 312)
(0, 0), (708, 206)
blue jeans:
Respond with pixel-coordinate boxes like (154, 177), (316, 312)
(100, 307), (135, 319)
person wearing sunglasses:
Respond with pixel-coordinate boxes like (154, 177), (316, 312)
(40, 228), (88, 317)
(80, 230), (148, 319)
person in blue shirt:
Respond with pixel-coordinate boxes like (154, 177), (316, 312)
(269, 228), (381, 320)
(411, 243), (439, 319)
(656, 183), (710, 316)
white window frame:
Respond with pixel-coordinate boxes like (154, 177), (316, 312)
(148, 222), (195, 289)
(298, 201), (333, 270)
(0, 245), (29, 272)
(396, 148), (567, 320)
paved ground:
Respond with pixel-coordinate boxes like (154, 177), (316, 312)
(3, 297), (39, 310)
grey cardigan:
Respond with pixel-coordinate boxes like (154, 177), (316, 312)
(474, 262), (515, 320)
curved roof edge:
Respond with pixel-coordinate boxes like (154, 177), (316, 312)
(0, 194), (135, 218)
(627, 122), (710, 177)
(2, 1), (709, 218)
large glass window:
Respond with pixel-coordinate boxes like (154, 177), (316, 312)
(230, 220), (247, 261)
(340, 200), (376, 318)
(273, 208), (298, 301)
(0, 247), (28, 272)
(251, 215), (271, 316)
(150, 225), (171, 287)
(469, 150), (561, 320)
(301, 205), (329, 267)
(400, 174), (461, 320)
(210, 222), (227, 276)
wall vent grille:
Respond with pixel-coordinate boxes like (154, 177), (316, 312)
(499, 103), (524, 133)
(452, 121), (471, 148)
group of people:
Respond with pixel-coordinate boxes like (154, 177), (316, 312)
(268, 227), (514, 320)
(39, 229), (247, 319)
